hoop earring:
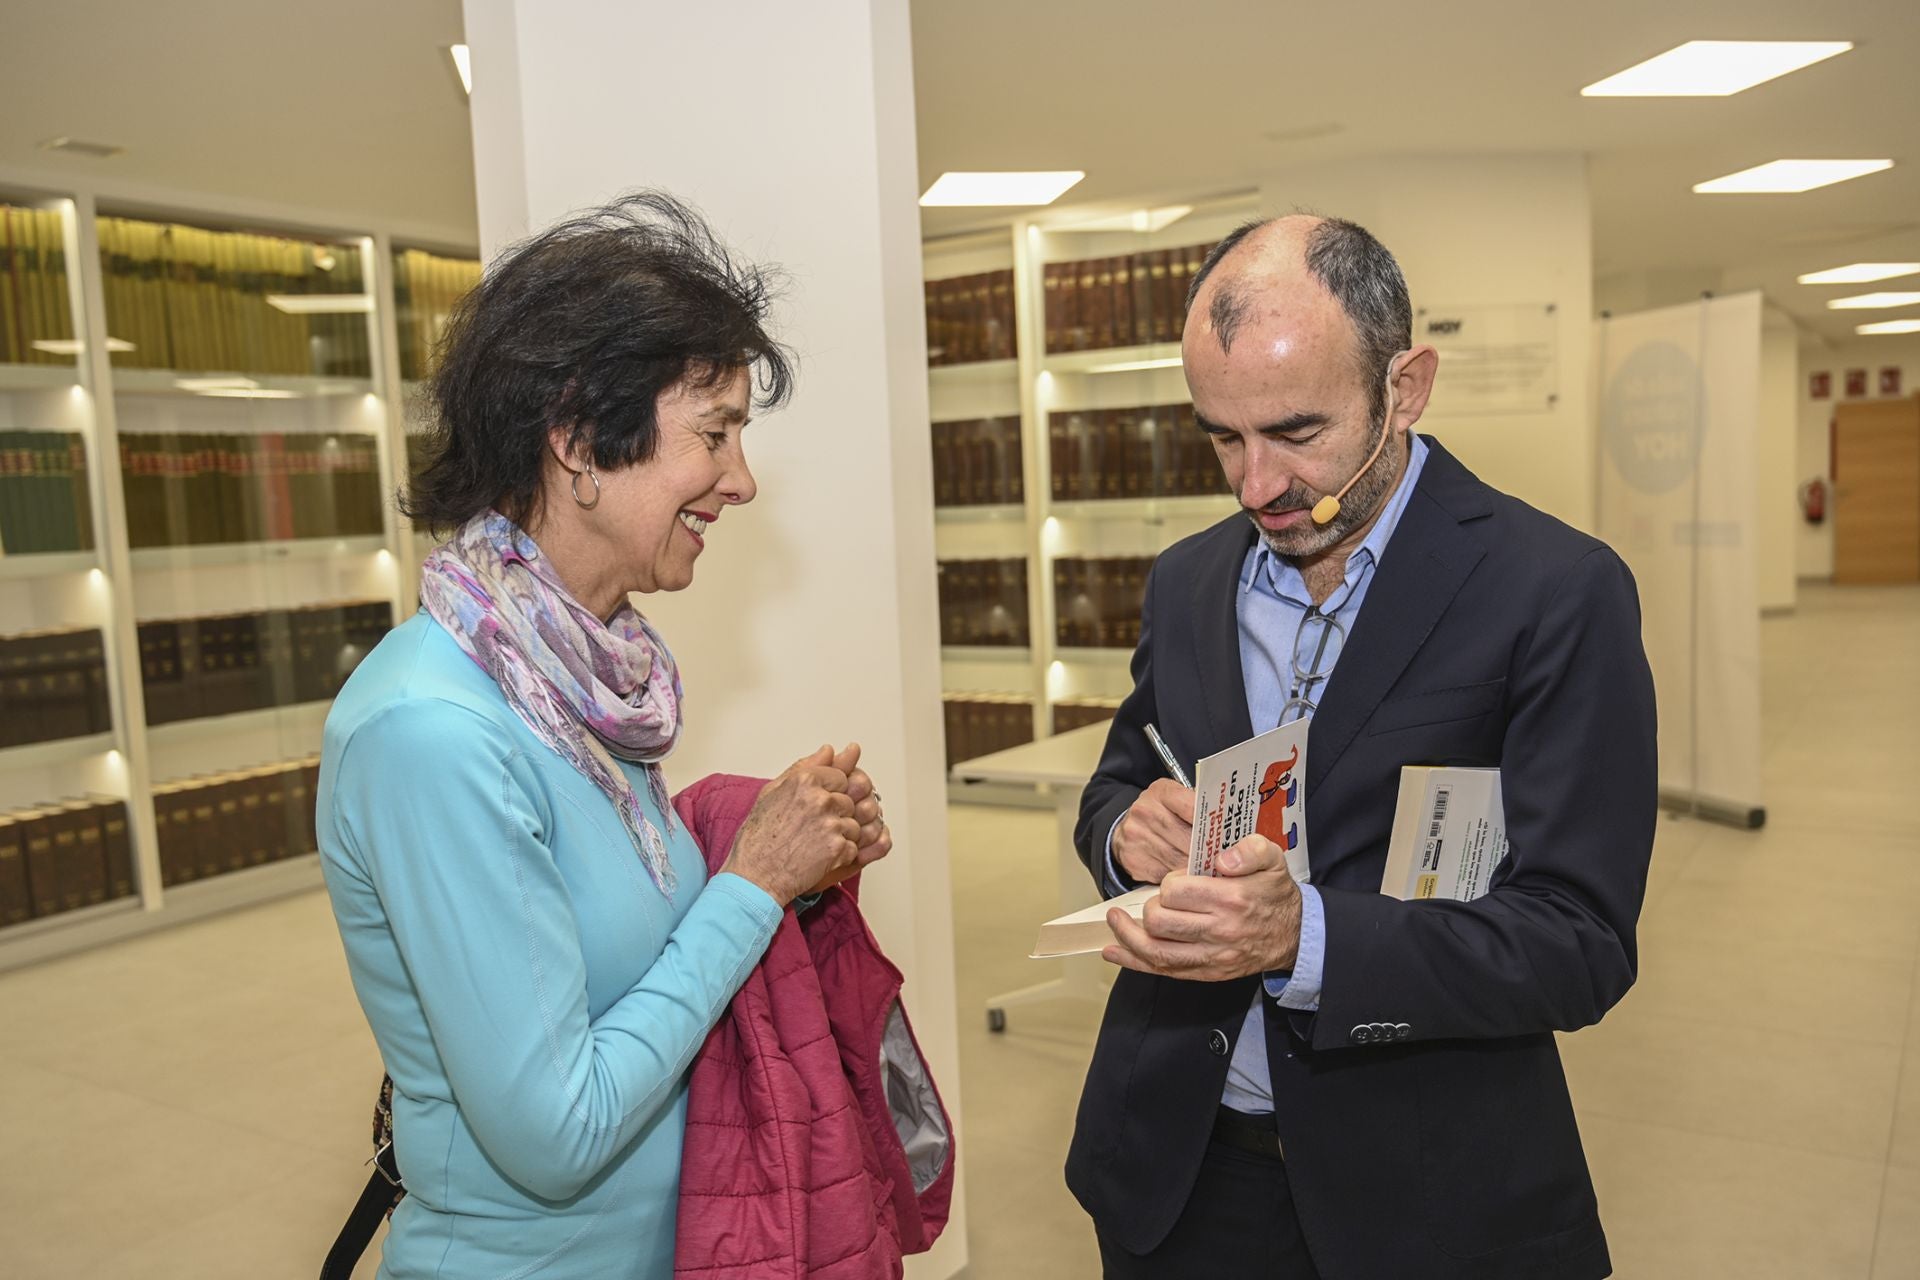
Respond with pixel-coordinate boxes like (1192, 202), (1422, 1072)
(571, 466), (601, 510)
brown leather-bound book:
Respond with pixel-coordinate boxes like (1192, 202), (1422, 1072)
(20, 809), (62, 918)
(191, 779), (224, 880)
(1042, 263), (1063, 353)
(237, 770), (271, 865)
(991, 270), (1014, 360)
(933, 564), (949, 644)
(61, 800), (108, 908)
(1176, 244), (1209, 340)
(1130, 252), (1155, 346)
(1148, 250), (1175, 343)
(259, 768), (290, 862)
(154, 783), (190, 886)
(972, 273), (996, 363)
(922, 280), (942, 367)
(0, 635), (29, 748)
(96, 797), (134, 900)
(290, 760), (319, 857)
(930, 422), (953, 507)
(1057, 260), (1082, 353)
(80, 627), (110, 734)
(1121, 408), (1144, 498)
(1104, 410), (1131, 499)
(1111, 257), (1134, 352)
(1046, 412), (1067, 501)
(941, 696), (961, 768)
(1091, 259), (1117, 349)
(1166, 250), (1191, 340)
(1073, 258), (1098, 350)
(0, 814), (29, 926)
(43, 630), (93, 742)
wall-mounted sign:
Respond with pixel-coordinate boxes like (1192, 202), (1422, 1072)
(1809, 370), (1831, 400)
(1845, 368), (1868, 398)
(1880, 367), (1903, 397)
(1416, 303), (1559, 416)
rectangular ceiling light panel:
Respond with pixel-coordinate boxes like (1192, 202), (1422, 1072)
(1692, 159), (1892, 193)
(1583, 40), (1852, 96)
(920, 171), (1086, 207)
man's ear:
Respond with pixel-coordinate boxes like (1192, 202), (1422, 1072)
(1390, 345), (1440, 428)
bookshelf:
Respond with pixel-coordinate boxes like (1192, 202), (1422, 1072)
(924, 196), (1258, 783)
(0, 182), (477, 969)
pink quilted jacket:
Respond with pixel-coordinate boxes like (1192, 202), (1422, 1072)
(672, 775), (956, 1279)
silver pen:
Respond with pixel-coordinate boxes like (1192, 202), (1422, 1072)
(1143, 722), (1193, 789)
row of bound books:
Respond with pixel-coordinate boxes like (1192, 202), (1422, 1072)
(0, 796), (135, 927)
(97, 217), (372, 377)
(942, 693), (1034, 768)
(394, 248), (482, 382)
(1055, 556), (1155, 649)
(1042, 241), (1217, 354)
(120, 432), (385, 548)
(138, 601), (392, 726)
(154, 758), (320, 887)
(1052, 696), (1122, 735)
(0, 431), (95, 554)
(931, 417), (1023, 508)
(1050, 403), (1233, 502)
(937, 558), (1029, 647)
(0, 204), (76, 366)
(925, 269), (1015, 366)
(0, 627), (112, 749)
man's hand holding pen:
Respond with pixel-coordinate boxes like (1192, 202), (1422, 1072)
(1112, 780), (1196, 885)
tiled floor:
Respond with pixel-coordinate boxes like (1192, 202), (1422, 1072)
(1, 583), (1915, 1278)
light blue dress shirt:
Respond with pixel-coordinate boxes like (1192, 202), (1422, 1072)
(319, 613), (783, 1279)
(1106, 436), (1429, 1115)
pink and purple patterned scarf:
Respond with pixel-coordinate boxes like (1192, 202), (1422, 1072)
(421, 511), (684, 900)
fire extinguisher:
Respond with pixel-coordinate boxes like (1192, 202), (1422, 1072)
(1798, 477), (1827, 525)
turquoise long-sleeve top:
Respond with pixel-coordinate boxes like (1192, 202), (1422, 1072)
(317, 612), (783, 1280)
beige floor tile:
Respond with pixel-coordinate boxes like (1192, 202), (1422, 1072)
(1874, 1165), (1920, 1280)
(1640, 870), (1920, 966)
(80, 1160), (386, 1280)
(1620, 928), (1912, 1047)
(951, 1135), (1100, 1280)
(1581, 1113), (1882, 1280)
(0, 1058), (329, 1276)
(1561, 1010), (1903, 1163)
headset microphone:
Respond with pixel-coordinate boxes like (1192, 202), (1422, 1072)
(1311, 353), (1406, 526)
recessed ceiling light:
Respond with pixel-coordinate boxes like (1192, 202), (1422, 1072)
(446, 44), (472, 96)
(1693, 159), (1892, 194)
(266, 294), (375, 315)
(1826, 291), (1920, 310)
(1856, 319), (1920, 335)
(1797, 262), (1920, 285)
(1582, 40), (1852, 97)
(36, 136), (126, 159)
(1059, 205), (1194, 234)
(920, 172), (1085, 207)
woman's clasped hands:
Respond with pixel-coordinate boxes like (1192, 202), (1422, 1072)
(721, 743), (893, 904)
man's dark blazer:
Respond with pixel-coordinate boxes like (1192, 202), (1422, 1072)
(1067, 437), (1656, 1280)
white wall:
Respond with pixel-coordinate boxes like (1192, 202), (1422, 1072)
(1794, 334), (1920, 580)
(461, 2), (967, 1273)
(1757, 310), (1798, 611)
(1255, 154), (1596, 531)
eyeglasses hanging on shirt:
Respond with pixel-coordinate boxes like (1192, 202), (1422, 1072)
(1279, 604), (1348, 726)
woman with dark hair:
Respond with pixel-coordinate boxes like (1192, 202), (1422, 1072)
(316, 193), (890, 1279)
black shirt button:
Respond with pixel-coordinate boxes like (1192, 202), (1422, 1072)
(1208, 1029), (1230, 1056)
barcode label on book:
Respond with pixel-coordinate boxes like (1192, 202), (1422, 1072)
(1420, 787), (1452, 871)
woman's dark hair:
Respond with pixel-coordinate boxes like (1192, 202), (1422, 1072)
(402, 191), (794, 531)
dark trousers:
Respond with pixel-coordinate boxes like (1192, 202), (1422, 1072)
(1095, 1115), (1321, 1279)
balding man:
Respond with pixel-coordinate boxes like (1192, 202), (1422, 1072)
(1067, 216), (1655, 1279)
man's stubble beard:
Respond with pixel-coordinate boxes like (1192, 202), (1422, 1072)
(1252, 425), (1407, 561)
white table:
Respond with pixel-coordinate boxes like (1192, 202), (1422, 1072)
(950, 721), (1115, 1031)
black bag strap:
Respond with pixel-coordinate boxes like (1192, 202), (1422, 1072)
(319, 1074), (406, 1280)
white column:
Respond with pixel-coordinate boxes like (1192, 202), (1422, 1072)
(461, 2), (967, 1273)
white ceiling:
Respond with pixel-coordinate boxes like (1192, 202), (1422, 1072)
(1, 0), (1914, 340)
